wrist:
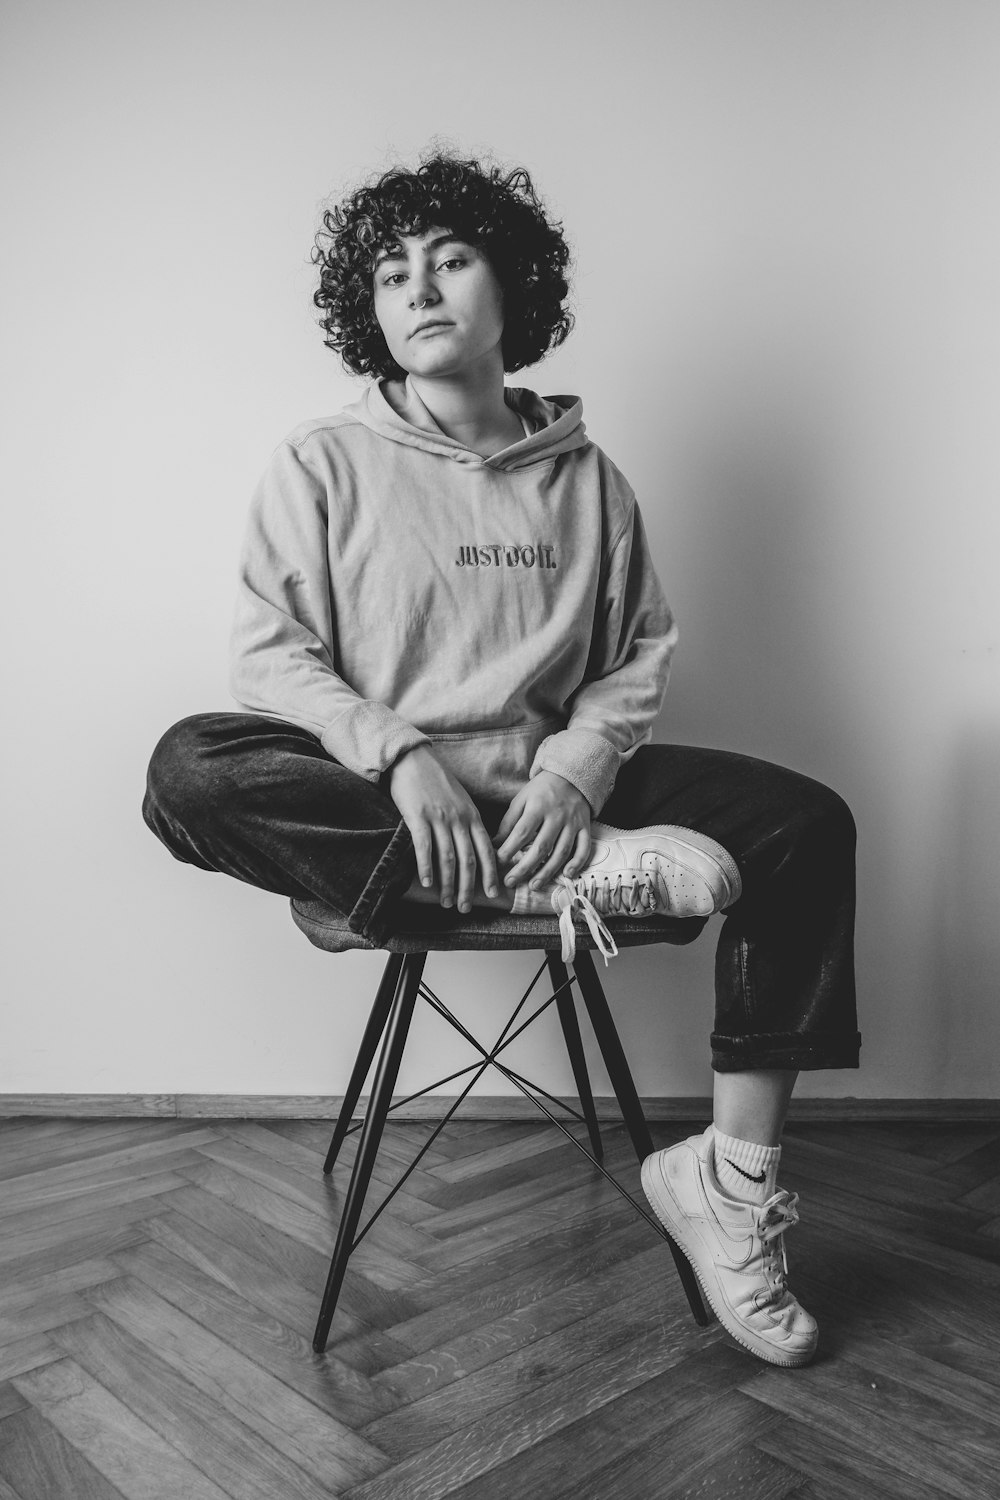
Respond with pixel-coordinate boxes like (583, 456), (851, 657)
(533, 768), (592, 811)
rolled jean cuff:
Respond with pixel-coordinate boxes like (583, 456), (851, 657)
(710, 1029), (862, 1073)
(348, 820), (416, 945)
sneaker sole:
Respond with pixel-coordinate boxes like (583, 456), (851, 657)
(596, 824), (743, 911)
(641, 1153), (816, 1369)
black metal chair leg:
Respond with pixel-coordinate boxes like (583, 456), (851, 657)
(323, 952), (404, 1174)
(571, 949), (654, 1162)
(572, 949), (710, 1328)
(547, 955), (603, 1161)
(313, 952), (425, 1353)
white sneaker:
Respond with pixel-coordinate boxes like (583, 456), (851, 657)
(641, 1125), (818, 1368)
(513, 822), (741, 963)
(577, 823), (741, 918)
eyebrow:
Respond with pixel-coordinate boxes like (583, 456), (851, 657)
(373, 232), (470, 271)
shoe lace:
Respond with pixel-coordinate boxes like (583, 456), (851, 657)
(755, 1190), (800, 1302)
(575, 871), (663, 918)
(551, 876), (619, 966)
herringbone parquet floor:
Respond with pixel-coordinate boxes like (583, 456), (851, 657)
(2, 1114), (999, 1499)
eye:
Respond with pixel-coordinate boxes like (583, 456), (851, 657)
(380, 271), (407, 287)
(437, 256), (466, 271)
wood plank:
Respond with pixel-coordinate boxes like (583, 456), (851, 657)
(143, 1210), (332, 1340)
(376, 1242), (672, 1403)
(176, 1157), (432, 1292)
(0, 1290), (95, 1345)
(0, 1096), (175, 1118)
(786, 1171), (1000, 1285)
(0, 1220), (151, 1290)
(190, 1132), (441, 1256)
(345, 1318), (711, 1500)
(0, 1175), (190, 1267)
(779, 1129), (990, 1213)
(81, 1273), (390, 1488)
(0, 1119), (194, 1180)
(224, 1119), (452, 1207)
(381, 1212), (659, 1364)
(553, 1391), (781, 1500)
(436, 1341), (755, 1500)
(414, 1170), (635, 1273)
(1, 1256), (123, 1314)
(956, 1171), (1000, 1215)
(361, 1280), (716, 1460)
(103, 1244), (396, 1428)
(755, 1416), (973, 1500)
(0, 1405), (126, 1500)
(794, 1209), (1000, 1351)
(0, 1335), (60, 1383)
(53, 1312), (343, 1500)
(148, 1179), (420, 1334)
(414, 1131), (638, 1235)
(12, 1358), (234, 1499)
(0, 1383), (29, 1421)
(741, 1358), (1000, 1499)
(0, 1135), (220, 1212)
(427, 1125), (570, 1182)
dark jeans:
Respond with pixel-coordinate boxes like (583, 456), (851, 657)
(143, 713), (860, 1074)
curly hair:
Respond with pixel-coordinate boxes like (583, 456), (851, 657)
(312, 152), (573, 379)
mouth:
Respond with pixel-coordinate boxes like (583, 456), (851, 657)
(410, 320), (453, 338)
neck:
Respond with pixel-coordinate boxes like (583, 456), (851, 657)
(407, 351), (520, 455)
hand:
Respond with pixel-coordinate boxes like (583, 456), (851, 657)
(495, 772), (592, 891)
(388, 745), (499, 913)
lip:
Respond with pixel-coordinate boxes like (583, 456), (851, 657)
(410, 320), (454, 338)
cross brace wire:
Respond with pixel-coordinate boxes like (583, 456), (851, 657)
(344, 959), (672, 1252)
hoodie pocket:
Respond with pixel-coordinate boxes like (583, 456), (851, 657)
(429, 716), (564, 803)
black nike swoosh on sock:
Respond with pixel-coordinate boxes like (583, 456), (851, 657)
(726, 1159), (767, 1184)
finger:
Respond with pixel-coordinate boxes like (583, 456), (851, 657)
(470, 819), (499, 898)
(497, 815), (539, 872)
(493, 794), (526, 849)
(432, 821), (457, 907)
(563, 826), (593, 879)
(512, 821), (562, 886)
(452, 824), (479, 913)
(408, 820), (435, 888)
(529, 827), (578, 890)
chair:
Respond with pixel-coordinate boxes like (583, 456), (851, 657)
(290, 897), (713, 1353)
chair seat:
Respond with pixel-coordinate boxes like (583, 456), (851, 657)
(290, 897), (709, 954)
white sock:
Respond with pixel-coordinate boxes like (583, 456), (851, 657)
(713, 1128), (781, 1205)
(510, 882), (557, 916)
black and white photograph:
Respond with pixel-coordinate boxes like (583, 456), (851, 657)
(2, 1), (999, 1495)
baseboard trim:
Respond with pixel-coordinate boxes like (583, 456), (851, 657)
(1, 1093), (998, 1123)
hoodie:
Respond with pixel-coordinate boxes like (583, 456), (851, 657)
(229, 378), (677, 812)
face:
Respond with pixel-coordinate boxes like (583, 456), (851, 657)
(372, 228), (505, 381)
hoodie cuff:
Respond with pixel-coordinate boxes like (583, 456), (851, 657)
(320, 701), (431, 782)
(530, 729), (622, 814)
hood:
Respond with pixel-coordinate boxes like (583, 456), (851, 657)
(344, 376), (588, 471)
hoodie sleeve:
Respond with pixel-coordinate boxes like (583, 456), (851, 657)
(229, 439), (431, 780)
(529, 497), (677, 812)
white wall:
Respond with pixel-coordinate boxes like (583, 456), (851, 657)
(2, 0), (997, 1102)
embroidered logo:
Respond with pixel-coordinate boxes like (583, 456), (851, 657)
(455, 543), (557, 569)
(726, 1160), (767, 1184)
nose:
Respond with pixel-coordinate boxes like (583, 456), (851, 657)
(408, 269), (439, 309)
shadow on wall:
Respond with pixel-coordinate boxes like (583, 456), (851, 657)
(639, 328), (859, 790)
(930, 721), (1000, 1093)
